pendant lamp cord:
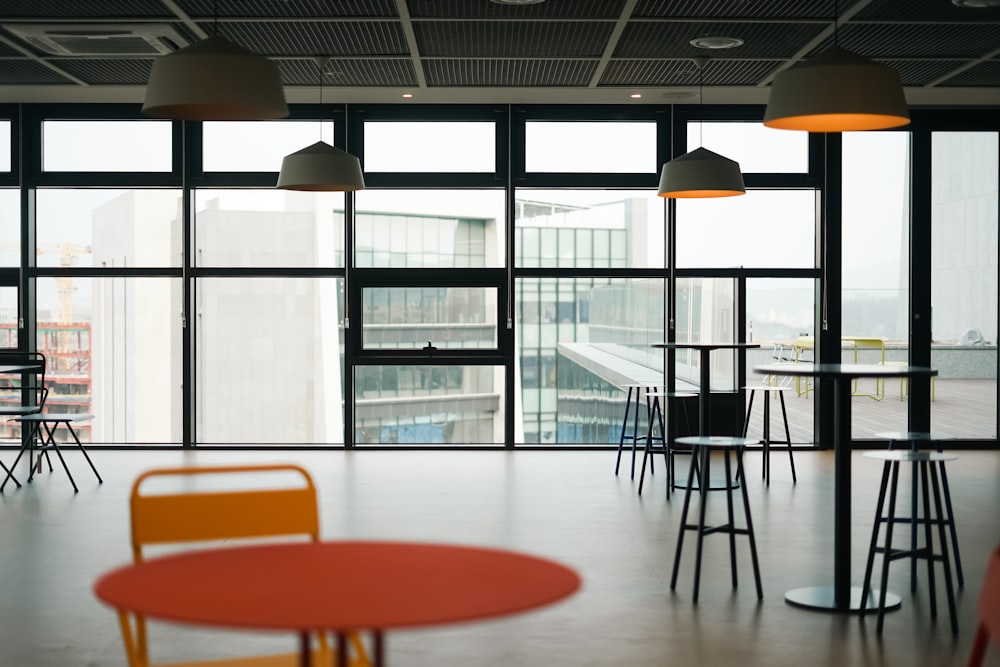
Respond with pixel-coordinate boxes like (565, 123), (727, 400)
(832, 0), (839, 46)
(213, 0), (219, 36)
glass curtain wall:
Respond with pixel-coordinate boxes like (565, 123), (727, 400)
(3, 105), (996, 447)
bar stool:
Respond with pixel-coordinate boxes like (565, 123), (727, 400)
(860, 449), (958, 635)
(615, 384), (662, 479)
(637, 390), (696, 496)
(741, 384), (796, 485)
(670, 436), (763, 603)
(876, 431), (964, 590)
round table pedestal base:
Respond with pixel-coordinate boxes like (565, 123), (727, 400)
(784, 586), (902, 613)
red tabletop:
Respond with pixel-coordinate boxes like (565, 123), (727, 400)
(94, 541), (581, 632)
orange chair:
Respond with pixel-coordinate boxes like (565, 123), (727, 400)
(969, 546), (1000, 666)
(117, 464), (370, 667)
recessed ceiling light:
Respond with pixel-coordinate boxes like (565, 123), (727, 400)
(690, 36), (744, 50)
(630, 93), (642, 99)
(952, 0), (1000, 6)
(401, 93), (413, 98)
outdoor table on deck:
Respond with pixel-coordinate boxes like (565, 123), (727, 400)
(94, 540), (581, 667)
(752, 362), (937, 613)
(653, 342), (760, 435)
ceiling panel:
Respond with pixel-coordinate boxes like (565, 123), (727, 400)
(0, 0), (996, 105)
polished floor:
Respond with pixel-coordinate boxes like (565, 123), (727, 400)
(1, 447), (999, 667)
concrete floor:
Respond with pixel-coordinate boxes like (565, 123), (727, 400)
(1, 447), (999, 667)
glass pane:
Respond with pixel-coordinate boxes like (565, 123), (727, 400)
(355, 365), (505, 444)
(0, 189), (18, 266)
(362, 287), (498, 350)
(515, 190), (665, 269)
(931, 131), (998, 439)
(195, 189), (345, 268)
(525, 122), (657, 173)
(36, 189), (182, 268)
(196, 277), (345, 445)
(35, 277), (181, 444)
(676, 190), (816, 268)
(42, 120), (172, 172)
(687, 122), (809, 173)
(744, 278), (816, 445)
(202, 121), (333, 172)
(516, 276), (665, 444)
(674, 277), (736, 392)
(0, 287), (18, 348)
(363, 122), (495, 172)
(841, 132), (911, 437)
(0, 120), (10, 172)
(354, 189), (503, 268)
(842, 133), (909, 343)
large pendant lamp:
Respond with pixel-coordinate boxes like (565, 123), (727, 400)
(142, 2), (288, 120)
(277, 58), (365, 192)
(658, 59), (745, 199)
(763, 2), (909, 132)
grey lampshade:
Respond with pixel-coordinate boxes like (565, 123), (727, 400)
(657, 147), (746, 199)
(763, 46), (910, 132)
(142, 35), (288, 121)
(276, 141), (366, 192)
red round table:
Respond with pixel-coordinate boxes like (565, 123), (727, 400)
(94, 540), (581, 667)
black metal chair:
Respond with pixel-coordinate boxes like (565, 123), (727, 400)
(0, 352), (48, 492)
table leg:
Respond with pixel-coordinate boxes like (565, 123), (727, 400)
(784, 376), (901, 613)
(698, 349), (711, 435)
(300, 632), (312, 667)
(373, 630), (385, 667)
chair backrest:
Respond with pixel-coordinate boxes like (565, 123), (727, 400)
(130, 464), (320, 562)
(0, 351), (47, 414)
(969, 545), (1000, 666)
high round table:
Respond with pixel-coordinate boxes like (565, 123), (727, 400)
(752, 362), (937, 613)
(653, 342), (761, 435)
(94, 540), (581, 667)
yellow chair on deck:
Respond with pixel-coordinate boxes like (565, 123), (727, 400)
(118, 464), (370, 667)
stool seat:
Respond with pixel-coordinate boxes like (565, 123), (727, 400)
(863, 450), (957, 463)
(670, 435), (762, 602)
(675, 435), (754, 449)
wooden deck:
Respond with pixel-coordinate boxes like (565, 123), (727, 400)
(741, 378), (997, 444)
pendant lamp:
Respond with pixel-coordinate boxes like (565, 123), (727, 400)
(658, 59), (745, 199)
(142, 34), (288, 121)
(277, 58), (365, 192)
(763, 1), (909, 132)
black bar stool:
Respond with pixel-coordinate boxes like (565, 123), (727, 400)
(860, 449), (958, 636)
(741, 383), (796, 485)
(615, 384), (661, 479)
(670, 436), (763, 603)
(876, 431), (964, 590)
(637, 390), (696, 496)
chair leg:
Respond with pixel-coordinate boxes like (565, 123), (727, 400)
(614, 386), (634, 476)
(723, 450), (739, 589)
(860, 460), (892, 615)
(670, 450), (701, 593)
(918, 461), (939, 621)
(777, 390), (796, 483)
(929, 462), (958, 635)
(876, 462), (901, 634)
(936, 457), (964, 587)
(736, 446), (763, 599)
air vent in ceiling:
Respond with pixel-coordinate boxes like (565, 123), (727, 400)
(4, 23), (188, 56)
